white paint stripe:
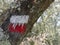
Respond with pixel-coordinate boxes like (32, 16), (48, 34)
(10, 15), (29, 23)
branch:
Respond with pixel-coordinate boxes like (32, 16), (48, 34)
(16, 0), (54, 45)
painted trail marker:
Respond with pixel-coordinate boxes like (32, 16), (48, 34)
(8, 15), (29, 34)
(10, 15), (29, 24)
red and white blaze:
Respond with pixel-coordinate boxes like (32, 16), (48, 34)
(8, 15), (29, 34)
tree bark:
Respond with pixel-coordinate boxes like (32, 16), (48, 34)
(0, 0), (54, 45)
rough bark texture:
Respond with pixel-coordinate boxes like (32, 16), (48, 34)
(0, 0), (54, 45)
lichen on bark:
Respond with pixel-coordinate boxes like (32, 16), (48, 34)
(0, 0), (54, 45)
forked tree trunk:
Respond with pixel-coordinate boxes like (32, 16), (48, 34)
(0, 0), (54, 45)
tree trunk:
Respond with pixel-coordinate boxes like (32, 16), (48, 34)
(0, 0), (54, 45)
